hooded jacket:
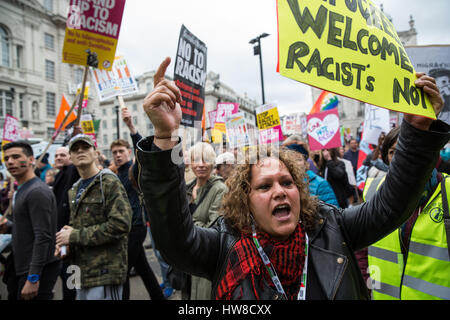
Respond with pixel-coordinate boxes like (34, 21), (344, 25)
(67, 169), (132, 288)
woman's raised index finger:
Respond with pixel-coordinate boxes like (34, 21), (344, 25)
(154, 57), (171, 87)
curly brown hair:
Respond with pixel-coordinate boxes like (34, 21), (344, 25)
(220, 146), (319, 235)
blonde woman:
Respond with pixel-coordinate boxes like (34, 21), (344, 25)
(184, 142), (227, 299)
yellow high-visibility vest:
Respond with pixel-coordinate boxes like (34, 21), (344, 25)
(364, 175), (450, 300)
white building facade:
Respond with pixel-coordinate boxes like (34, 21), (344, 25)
(0, 0), (100, 143)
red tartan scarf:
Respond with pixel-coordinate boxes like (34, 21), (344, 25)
(216, 223), (306, 300)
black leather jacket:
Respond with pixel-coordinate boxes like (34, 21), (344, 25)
(137, 120), (450, 300)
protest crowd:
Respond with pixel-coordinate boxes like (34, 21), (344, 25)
(0, 63), (449, 300)
(0, 0), (449, 302)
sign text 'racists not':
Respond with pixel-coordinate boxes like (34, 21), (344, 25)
(277, 0), (436, 119)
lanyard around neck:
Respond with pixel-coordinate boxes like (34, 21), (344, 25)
(251, 223), (309, 300)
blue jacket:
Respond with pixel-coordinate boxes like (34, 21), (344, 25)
(307, 170), (339, 207)
(39, 163), (52, 182)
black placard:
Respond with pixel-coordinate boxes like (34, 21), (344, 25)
(174, 25), (207, 128)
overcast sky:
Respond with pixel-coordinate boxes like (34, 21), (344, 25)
(116, 0), (450, 116)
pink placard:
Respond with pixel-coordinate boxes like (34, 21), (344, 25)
(259, 125), (284, 145)
(208, 110), (217, 128)
(69, 0), (126, 39)
(86, 133), (98, 148)
(3, 115), (19, 142)
(307, 109), (341, 151)
(215, 102), (239, 123)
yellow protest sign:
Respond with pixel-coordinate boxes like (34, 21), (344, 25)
(80, 114), (95, 134)
(1, 140), (9, 163)
(255, 104), (284, 144)
(256, 105), (281, 130)
(76, 84), (89, 101)
(211, 123), (227, 144)
(63, 0), (126, 70)
(277, 0), (436, 119)
(81, 121), (95, 134)
(76, 82), (90, 109)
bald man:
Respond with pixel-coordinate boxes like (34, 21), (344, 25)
(54, 147), (71, 170)
(52, 146), (80, 300)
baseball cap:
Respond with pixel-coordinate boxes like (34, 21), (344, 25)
(215, 152), (235, 166)
(68, 134), (96, 151)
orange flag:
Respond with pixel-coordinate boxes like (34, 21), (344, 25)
(201, 104), (206, 132)
(54, 95), (77, 130)
(201, 104), (208, 142)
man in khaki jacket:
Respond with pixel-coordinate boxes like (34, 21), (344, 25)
(56, 134), (132, 300)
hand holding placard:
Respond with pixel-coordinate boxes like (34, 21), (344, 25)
(404, 73), (444, 131)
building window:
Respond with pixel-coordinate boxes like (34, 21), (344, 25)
(0, 90), (13, 117)
(44, 33), (54, 50)
(46, 92), (56, 116)
(102, 108), (107, 116)
(32, 101), (39, 119)
(47, 127), (55, 140)
(357, 102), (364, 117)
(132, 104), (137, 112)
(103, 134), (108, 146)
(112, 119), (117, 128)
(44, 0), (53, 12)
(133, 116), (138, 125)
(122, 132), (128, 140)
(19, 93), (24, 118)
(16, 45), (23, 69)
(45, 60), (55, 80)
(0, 26), (10, 67)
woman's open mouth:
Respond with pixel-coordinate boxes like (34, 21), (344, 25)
(272, 204), (291, 221)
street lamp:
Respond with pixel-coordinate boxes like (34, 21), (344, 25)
(249, 33), (269, 105)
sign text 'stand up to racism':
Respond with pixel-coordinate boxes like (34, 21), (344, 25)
(277, 0), (436, 119)
(174, 25), (208, 128)
(63, 0), (126, 70)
